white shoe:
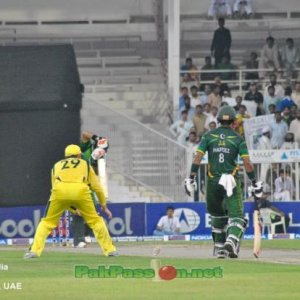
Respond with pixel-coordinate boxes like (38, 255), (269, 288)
(84, 236), (92, 243)
(224, 239), (238, 258)
(76, 242), (87, 248)
(24, 251), (38, 259)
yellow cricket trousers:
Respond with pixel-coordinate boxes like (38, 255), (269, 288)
(30, 182), (116, 256)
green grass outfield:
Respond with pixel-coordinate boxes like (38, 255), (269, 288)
(0, 240), (300, 300)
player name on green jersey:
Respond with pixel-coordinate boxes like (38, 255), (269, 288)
(196, 126), (249, 178)
(213, 147), (230, 153)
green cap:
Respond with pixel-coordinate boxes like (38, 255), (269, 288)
(217, 106), (236, 121)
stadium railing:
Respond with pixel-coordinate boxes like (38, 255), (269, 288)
(82, 97), (187, 202)
(179, 68), (300, 94)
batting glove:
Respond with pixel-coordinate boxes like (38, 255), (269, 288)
(249, 181), (263, 198)
(91, 148), (106, 160)
(184, 176), (197, 196)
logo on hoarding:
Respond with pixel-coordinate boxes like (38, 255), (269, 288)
(0, 209), (41, 238)
(174, 208), (200, 233)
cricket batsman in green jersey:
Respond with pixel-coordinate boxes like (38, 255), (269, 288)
(185, 106), (263, 258)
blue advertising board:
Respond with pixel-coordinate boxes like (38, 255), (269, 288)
(0, 203), (145, 238)
(1, 202), (300, 239)
(145, 202), (300, 236)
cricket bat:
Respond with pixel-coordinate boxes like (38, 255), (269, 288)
(98, 156), (108, 200)
(253, 197), (261, 258)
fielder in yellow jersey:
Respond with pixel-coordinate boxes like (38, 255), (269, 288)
(24, 144), (117, 258)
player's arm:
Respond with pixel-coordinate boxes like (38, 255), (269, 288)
(156, 217), (163, 231)
(88, 166), (112, 219)
(185, 135), (207, 196)
(240, 141), (263, 197)
(190, 151), (205, 178)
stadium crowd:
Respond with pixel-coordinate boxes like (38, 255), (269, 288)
(173, 17), (300, 150)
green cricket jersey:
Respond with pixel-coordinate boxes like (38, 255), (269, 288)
(196, 126), (249, 178)
(80, 140), (96, 164)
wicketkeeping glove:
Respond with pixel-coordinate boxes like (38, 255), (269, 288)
(184, 177), (197, 196)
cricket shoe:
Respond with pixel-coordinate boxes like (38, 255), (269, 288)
(74, 242), (87, 248)
(84, 236), (92, 244)
(216, 249), (227, 259)
(224, 238), (238, 259)
(108, 251), (119, 257)
(23, 251), (38, 259)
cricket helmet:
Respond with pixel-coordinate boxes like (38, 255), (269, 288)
(217, 106), (236, 121)
(65, 144), (81, 157)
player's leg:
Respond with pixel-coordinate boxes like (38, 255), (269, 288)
(71, 215), (86, 247)
(224, 179), (247, 258)
(206, 178), (228, 258)
(27, 199), (68, 257)
(75, 196), (116, 256)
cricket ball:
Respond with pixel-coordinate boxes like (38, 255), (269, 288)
(159, 265), (177, 281)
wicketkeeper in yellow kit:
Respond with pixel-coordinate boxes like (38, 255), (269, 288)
(24, 144), (117, 258)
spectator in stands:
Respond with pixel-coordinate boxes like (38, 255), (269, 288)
(281, 107), (293, 127)
(217, 55), (237, 80)
(264, 73), (284, 100)
(200, 84), (212, 105)
(234, 95), (243, 112)
(179, 87), (189, 110)
(204, 106), (219, 130)
(263, 86), (281, 114)
(153, 206), (181, 236)
(281, 132), (297, 150)
(193, 105), (207, 138)
(244, 82), (264, 116)
(211, 18), (232, 67)
(233, 0), (253, 18)
(208, 121), (217, 131)
(259, 37), (281, 78)
(208, 0), (232, 19)
(270, 111), (288, 149)
(291, 82), (300, 108)
(245, 52), (259, 83)
(203, 103), (212, 117)
(257, 126), (272, 183)
(280, 133), (297, 177)
(281, 38), (300, 79)
(170, 110), (193, 145)
(274, 169), (294, 201)
(186, 131), (198, 149)
(289, 110), (300, 147)
(277, 87), (295, 112)
(290, 104), (298, 121)
(207, 84), (222, 108)
(213, 76), (229, 96)
(179, 95), (195, 121)
(201, 56), (215, 84)
(268, 104), (276, 115)
(190, 85), (201, 108)
(222, 90), (235, 106)
(235, 104), (250, 137)
(181, 57), (198, 82)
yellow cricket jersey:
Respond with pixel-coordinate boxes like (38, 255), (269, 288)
(51, 157), (106, 207)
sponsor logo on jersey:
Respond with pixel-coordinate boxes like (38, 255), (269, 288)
(174, 208), (200, 233)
